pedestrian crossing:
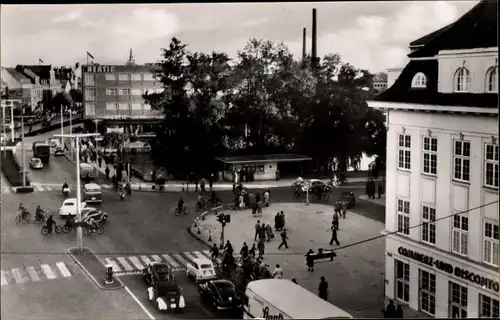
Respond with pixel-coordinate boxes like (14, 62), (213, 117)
(1, 261), (76, 287)
(103, 250), (220, 276)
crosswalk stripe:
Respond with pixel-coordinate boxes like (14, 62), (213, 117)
(41, 264), (56, 279)
(151, 255), (162, 262)
(56, 262), (71, 278)
(117, 258), (133, 271)
(141, 255), (153, 266)
(162, 254), (180, 268)
(183, 252), (196, 262)
(1, 270), (8, 286)
(46, 186), (53, 191)
(35, 185), (44, 192)
(173, 253), (189, 267)
(105, 258), (122, 273)
(26, 266), (40, 282)
(11, 268), (26, 284)
(128, 256), (145, 270)
(192, 251), (208, 259)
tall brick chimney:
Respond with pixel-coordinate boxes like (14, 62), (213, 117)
(312, 8), (317, 73)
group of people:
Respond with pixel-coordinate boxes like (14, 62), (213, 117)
(233, 184), (271, 212)
(366, 178), (383, 199)
(382, 300), (404, 318)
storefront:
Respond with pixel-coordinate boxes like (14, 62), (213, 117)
(385, 235), (499, 318)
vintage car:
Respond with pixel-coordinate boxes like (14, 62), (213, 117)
(82, 183), (102, 203)
(29, 157), (43, 169)
(143, 262), (175, 285)
(302, 179), (332, 193)
(199, 279), (242, 311)
(54, 147), (65, 156)
(146, 281), (185, 312)
(81, 207), (108, 224)
(339, 191), (356, 208)
(186, 258), (217, 282)
(58, 198), (87, 217)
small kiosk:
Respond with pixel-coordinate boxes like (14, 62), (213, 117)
(215, 154), (312, 182)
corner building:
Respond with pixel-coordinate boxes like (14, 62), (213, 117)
(368, 1), (499, 318)
(82, 63), (163, 134)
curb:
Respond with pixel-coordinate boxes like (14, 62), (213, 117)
(187, 225), (212, 248)
(357, 195), (386, 207)
(13, 186), (34, 194)
(67, 247), (125, 291)
(187, 204), (226, 247)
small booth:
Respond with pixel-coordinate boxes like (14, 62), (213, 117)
(215, 154), (312, 182)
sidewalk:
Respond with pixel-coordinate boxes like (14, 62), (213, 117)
(358, 194), (386, 206)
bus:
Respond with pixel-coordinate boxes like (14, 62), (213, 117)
(32, 141), (50, 164)
(243, 279), (352, 319)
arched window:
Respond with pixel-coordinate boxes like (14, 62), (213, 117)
(485, 67), (497, 93)
(411, 72), (427, 88)
(454, 68), (471, 92)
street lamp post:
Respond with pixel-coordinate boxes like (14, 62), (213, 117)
(10, 106), (14, 142)
(54, 133), (99, 251)
(13, 113), (37, 187)
(60, 105), (64, 138)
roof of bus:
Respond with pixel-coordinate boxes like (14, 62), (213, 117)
(246, 279), (352, 319)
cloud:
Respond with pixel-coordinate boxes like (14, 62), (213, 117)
(52, 11), (82, 23)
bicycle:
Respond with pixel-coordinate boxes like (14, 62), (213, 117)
(195, 201), (207, 212)
(33, 212), (48, 224)
(41, 225), (62, 236)
(62, 219), (78, 234)
(15, 210), (31, 224)
(175, 204), (190, 216)
(83, 224), (105, 236)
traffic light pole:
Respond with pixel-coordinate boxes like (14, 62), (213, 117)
(220, 223), (225, 250)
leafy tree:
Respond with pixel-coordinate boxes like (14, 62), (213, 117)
(49, 91), (72, 113)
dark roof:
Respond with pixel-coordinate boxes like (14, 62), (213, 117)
(408, 0), (497, 58)
(215, 154), (312, 164)
(4, 67), (27, 83)
(409, 24), (452, 48)
(374, 59), (498, 108)
(16, 65), (52, 81)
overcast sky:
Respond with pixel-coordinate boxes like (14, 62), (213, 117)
(1, 1), (478, 73)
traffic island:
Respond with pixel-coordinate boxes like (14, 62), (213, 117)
(67, 247), (123, 290)
(14, 186), (34, 193)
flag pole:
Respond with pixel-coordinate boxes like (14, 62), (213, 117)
(86, 53), (89, 66)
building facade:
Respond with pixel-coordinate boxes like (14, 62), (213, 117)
(368, 1), (498, 318)
(81, 63), (163, 134)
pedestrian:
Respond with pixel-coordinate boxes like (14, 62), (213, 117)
(257, 239), (265, 257)
(329, 221), (340, 246)
(98, 157), (102, 168)
(274, 213), (280, 231)
(259, 223), (266, 241)
(264, 189), (270, 207)
(378, 183), (383, 199)
(306, 249), (315, 272)
(278, 228), (289, 250)
(291, 278), (298, 284)
(240, 242), (249, 260)
(332, 209), (339, 230)
(272, 264), (283, 279)
(318, 276), (328, 301)
(280, 211), (285, 229)
(210, 243), (219, 261)
(382, 300), (396, 318)
(265, 223), (274, 241)
(200, 179), (206, 194)
(257, 199), (263, 214)
(370, 180), (376, 199)
(254, 220), (261, 241)
(209, 173), (214, 191)
(249, 243), (256, 259)
(239, 194), (245, 209)
(395, 305), (403, 318)
(341, 201), (347, 219)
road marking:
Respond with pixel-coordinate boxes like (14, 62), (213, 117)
(151, 255), (162, 262)
(161, 254), (180, 268)
(35, 185), (44, 192)
(56, 262), (71, 278)
(202, 250), (211, 257)
(1, 270), (8, 286)
(46, 185), (53, 191)
(117, 257), (133, 271)
(192, 251), (208, 259)
(128, 256), (145, 270)
(105, 258), (122, 273)
(125, 285), (155, 320)
(183, 252), (196, 263)
(41, 264), (56, 279)
(26, 266), (40, 282)
(140, 256), (152, 266)
(172, 253), (189, 267)
(11, 268), (25, 284)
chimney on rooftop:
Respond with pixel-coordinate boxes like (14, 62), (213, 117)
(302, 27), (307, 62)
(311, 8), (317, 74)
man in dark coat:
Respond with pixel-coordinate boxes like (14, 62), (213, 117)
(329, 221), (340, 246)
(306, 249), (315, 272)
(382, 300), (396, 318)
(278, 228), (289, 250)
(254, 221), (261, 241)
(318, 276), (328, 301)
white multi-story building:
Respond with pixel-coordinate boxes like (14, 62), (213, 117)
(368, 1), (498, 318)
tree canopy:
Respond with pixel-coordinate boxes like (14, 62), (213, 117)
(144, 37), (386, 177)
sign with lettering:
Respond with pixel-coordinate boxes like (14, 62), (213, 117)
(84, 65), (115, 73)
(397, 246), (499, 293)
(262, 306), (284, 319)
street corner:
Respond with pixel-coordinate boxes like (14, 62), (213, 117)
(67, 247), (124, 290)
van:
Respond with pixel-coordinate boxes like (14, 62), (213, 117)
(80, 163), (96, 180)
(243, 279), (352, 319)
(82, 183), (102, 203)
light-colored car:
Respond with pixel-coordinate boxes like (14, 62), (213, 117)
(59, 198), (87, 217)
(186, 258), (217, 282)
(29, 157), (43, 169)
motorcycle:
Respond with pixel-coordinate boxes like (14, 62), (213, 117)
(62, 187), (70, 197)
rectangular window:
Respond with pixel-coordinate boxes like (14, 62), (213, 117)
(398, 134), (411, 170)
(84, 88), (96, 101)
(484, 144), (499, 188)
(106, 88), (117, 96)
(118, 88), (130, 95)
(452, 213), (469, 255)
(423, 136), (438, 175)
(131, 89), (143, 96)
(85, 103), (96, 116)
(142, 73), (154, 81)
(118, 73), (131, 81)
(479, 294), (499, 318)
(449, 282), (467, 318)
(395, 260), (410, 303)
(422, 205), (436, 245)
(419, 269), (436, 315)
(483, 220), (499, 266)
(131, 103), (142, 110)
(397, 199), (410, 235)
(84, 74), (95, 86)
(118, 102), (130, 110)
(105, 73), (117, 81)
(454, 140), (471, 182)
(106, 102), (118, 111)
(131, 73), (142, 81)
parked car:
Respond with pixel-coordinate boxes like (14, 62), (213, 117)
(58, 198), (87, 217)
(339, 191), (356, 208)
(199, 279), (242, 311)
(143, 262), (175, 286)
(29, 158), (44, 169)
(54, 147), (65, 156)
(186, 258), (217, 283)
(146, 281), (185, 312)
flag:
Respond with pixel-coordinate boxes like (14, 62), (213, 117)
(39, 58), (43, 64)
(87, 51), (94, 59)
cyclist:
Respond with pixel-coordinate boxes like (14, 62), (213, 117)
(45, 215), (56, 235)
(86, 215), (98, 229)
(18, 203), (25, 213)
(35, 205), (45, 222)
(210, 243), (219, 261)
(177, 197), (185, 213)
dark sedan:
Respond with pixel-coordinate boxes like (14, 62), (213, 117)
(143, 262), (175, 285)
(199, 279), (242, 311)
(305, 179), (332, 193)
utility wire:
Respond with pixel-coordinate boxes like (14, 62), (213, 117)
(1, 200), (497, 256)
